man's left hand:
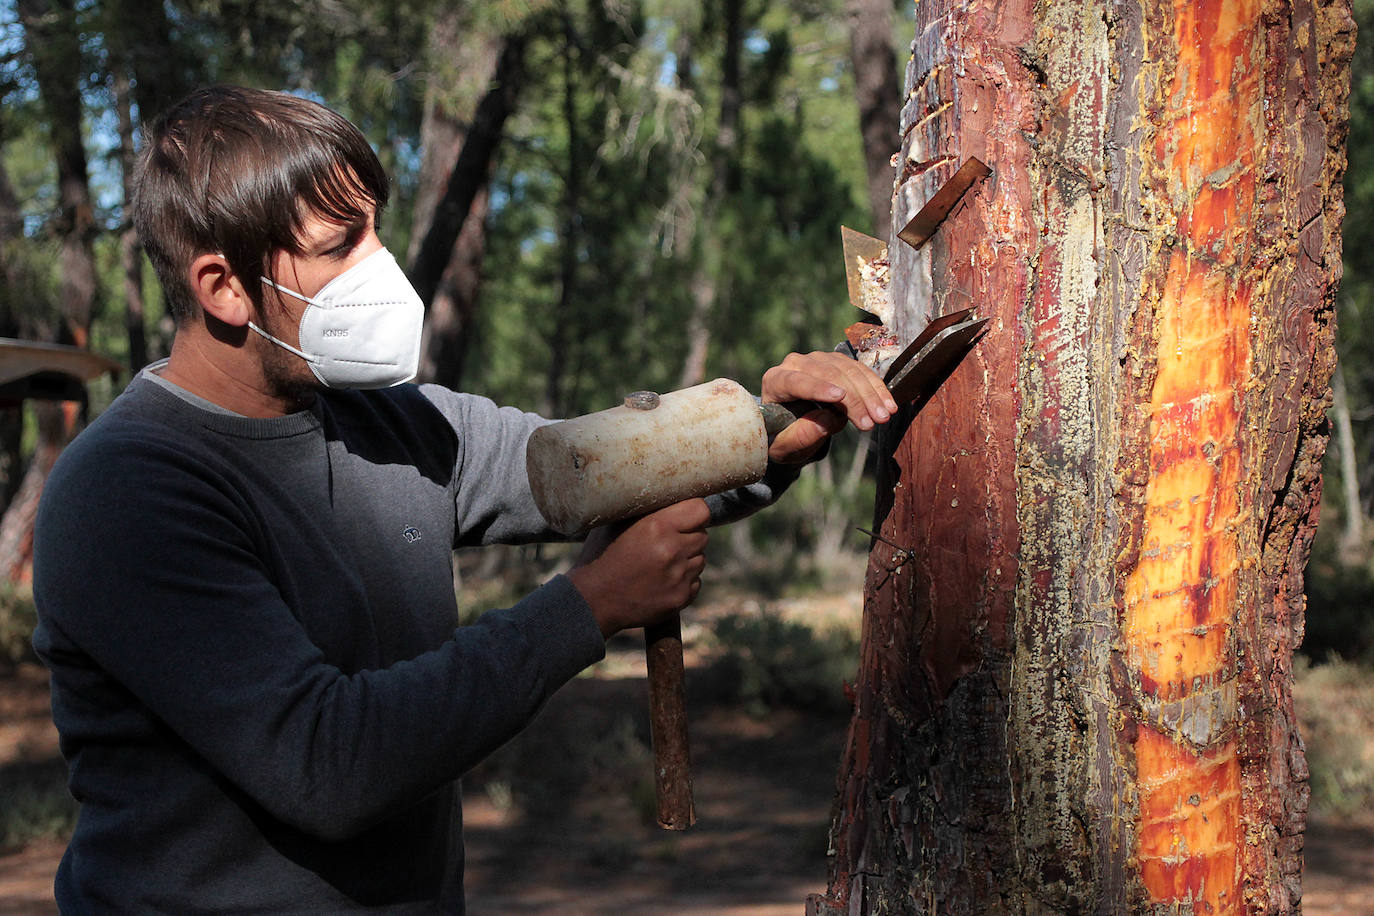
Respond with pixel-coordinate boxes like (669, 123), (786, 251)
(761, 351), (898, 464)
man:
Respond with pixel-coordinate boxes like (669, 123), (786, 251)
(31, 86), (897, 912)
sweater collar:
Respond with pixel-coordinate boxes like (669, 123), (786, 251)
(129, 373), (323, 439)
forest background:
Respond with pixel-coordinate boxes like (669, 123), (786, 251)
(1, 0), (1373, 903)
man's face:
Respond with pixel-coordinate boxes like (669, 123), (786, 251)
(255, 207), (384, 397)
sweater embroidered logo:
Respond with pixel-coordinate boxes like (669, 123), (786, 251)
(403, 526), (422, 543)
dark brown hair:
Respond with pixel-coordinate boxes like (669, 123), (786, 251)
(131, 86), (390, 323)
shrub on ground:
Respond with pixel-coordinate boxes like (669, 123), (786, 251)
(1295, 656), (1374, 816)
(0, 586), (37, 672)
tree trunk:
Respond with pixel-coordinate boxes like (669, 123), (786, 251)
(103, 0), (195, 124)
(409, 8), (499, 391)
(0, 113), (25, 334)
(543, 14), (584, 418)
(0, 119), (28, 515)
(1331, 358), (1363, 558)
(845, 0), (903, 239)
(811, 0), (1352, 913)
(102, 0), (196, 366)
(409, 33), (527, 311)
(8, 0), (98, 582)
(678, 0), (742, 389)
(111, 60), (150, 371)
(0, 402), (78, 583)
(19, 0), (99, 347)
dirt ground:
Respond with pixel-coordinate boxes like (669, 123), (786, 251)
(2, 636), (1373, 914)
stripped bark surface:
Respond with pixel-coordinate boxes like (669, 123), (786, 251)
(810, 0), (1351, 913)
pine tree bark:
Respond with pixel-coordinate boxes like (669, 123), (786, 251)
(811, 0), (1352, 912)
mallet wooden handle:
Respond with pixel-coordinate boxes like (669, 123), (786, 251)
(645, 613), (695, 829)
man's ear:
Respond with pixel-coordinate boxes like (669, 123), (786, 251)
(188, 253), (253, 327)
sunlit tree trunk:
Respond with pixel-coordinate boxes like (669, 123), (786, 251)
(811, 0), (1352, 912)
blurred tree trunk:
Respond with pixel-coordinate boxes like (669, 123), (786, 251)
(845, 0), (902, 239)
(409, 7), (499, 392)
(1332, 359), (1364, 558)
(678, 0), (741, 389)
(0, 120), (28, 517)
(810, 0), (1351, 913)
(104, 0), (194, 122)
(543, 14), (583, 418)
(110, 64), (149, 372)
(101, 0), (196, 371)
(0, 121), (23, 332)
(104, 0), (197, 369)
(19, 0), (97, 348)
(409, 33), (527, 313)
(8, 0), (101, 583)
(0, 403), (79, 583)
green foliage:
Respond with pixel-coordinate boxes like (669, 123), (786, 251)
(471, 0), (869, 414)
(1295, 656), (1374, 816)
(0, 758), (77, 851)
(0, 583), (36, 671)
(705, 610), (858, 715)
(1304, 517), (1374, 663)
(465, 688), (658, 827)
(4, 0), (876, 420)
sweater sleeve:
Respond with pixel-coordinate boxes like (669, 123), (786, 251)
(32, 430), (606, 842)
(417, 384), (563, 547)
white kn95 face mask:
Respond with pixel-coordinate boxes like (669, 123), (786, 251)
(251, 247), (425, 389)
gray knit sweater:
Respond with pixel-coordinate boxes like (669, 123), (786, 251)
(31, 376), (794, 913)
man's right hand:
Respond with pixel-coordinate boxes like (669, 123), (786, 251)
(567, 499), (711, 638)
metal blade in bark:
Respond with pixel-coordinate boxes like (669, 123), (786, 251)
(841, 158), (991, 380)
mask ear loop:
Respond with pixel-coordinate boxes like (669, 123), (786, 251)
(252, 278), (321, 364)
(246, 321), (320, 363)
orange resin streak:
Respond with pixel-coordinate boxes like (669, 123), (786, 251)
(1122, 0), (1259, 911)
